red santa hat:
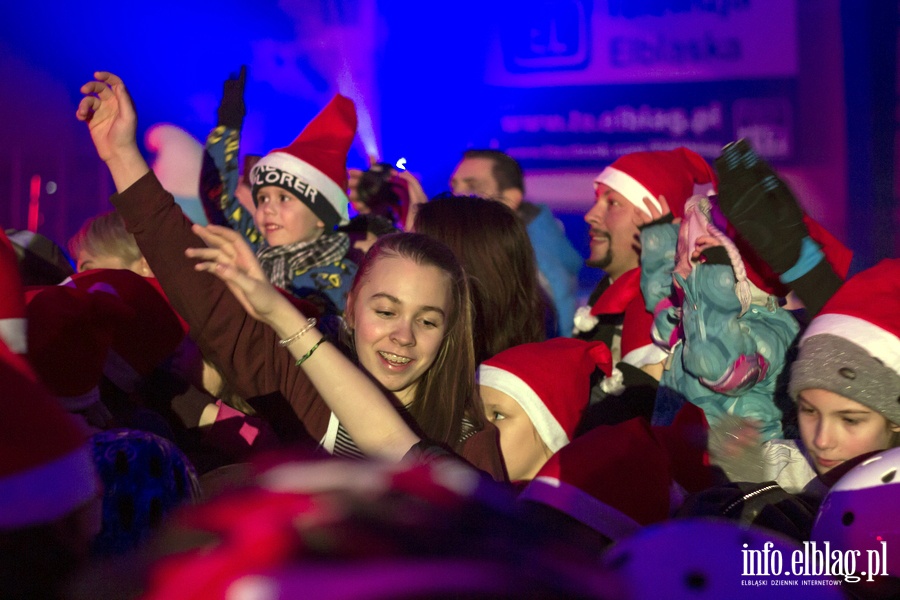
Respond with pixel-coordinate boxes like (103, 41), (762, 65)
(249, 94), (357, 230)
(593, 147), (717, 218)
(26, 285), (134, 409)
(65, 270), (186, 391)
(789, 259), (900, 424)
(477, 338), (613, 453)
(0, 339), (98, 529)
(518, 417), (673, 541)
(0, 230), (27, 354)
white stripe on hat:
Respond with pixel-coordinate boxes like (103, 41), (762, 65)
(0, 444), (98, 528)
(253, 152), (350, 225)
(802, 314), (900, 375)
(594, 166), (659, 216)
(478, 365), (569, 453)
(519, 476), (642, 541)
(594, 167), (716, 217)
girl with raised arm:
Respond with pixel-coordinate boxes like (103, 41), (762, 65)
(76, 72), (504, 478)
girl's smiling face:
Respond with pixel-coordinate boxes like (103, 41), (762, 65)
(347, 255), (451, 405)
(798, 388), (900, 475)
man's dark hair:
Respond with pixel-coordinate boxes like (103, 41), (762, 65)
(462, 149), (524, 194)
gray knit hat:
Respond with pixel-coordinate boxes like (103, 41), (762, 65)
(788, 259), (900, 424)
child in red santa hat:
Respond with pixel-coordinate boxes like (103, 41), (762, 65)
(201, 67), (358, 314)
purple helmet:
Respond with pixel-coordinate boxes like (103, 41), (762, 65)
(812, 447), (900, 578)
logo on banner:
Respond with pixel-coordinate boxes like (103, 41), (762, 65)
(501, 1), (591, 71)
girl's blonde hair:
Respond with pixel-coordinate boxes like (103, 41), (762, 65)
(68, 211), (143, 266)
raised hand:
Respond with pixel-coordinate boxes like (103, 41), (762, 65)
(186, 224), (293, 324)
(217, 66), (247, 129)
(76, 71), (149, 191)
(633, 194), (676, 254)
(632, 194), (674, 228)
(76, 72), (138, 162)
(708, 416), (763, 462)
(397, 170), (428, 231)
(715, 139), (807, 274)
(188, 229), (420, 461)
(691, 233), (723, 262)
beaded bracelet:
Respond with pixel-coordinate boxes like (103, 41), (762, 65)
(295, 335), (328, 367)
(278, 318), (317, 348)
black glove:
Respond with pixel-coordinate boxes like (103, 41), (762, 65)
(715, 139), (808, 274)
(637, 211), (674, 231)
(217, 65), (247, 130)
(699, 245), (730, 265)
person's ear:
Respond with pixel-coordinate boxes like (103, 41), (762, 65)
(889, 422), (900, 434)
(136, 256), (153, 277)
(500, 188), (523, 211)
(317, 220), (326, 229)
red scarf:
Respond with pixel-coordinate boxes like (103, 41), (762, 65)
(590, 267), (642, 316)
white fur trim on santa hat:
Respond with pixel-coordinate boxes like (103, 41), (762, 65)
(0, 318), (26, 354)
(594, 167), (659, 216)
(519, 476), (642, 541)
(802, 314), (900, 375)
(599, 367), (626, 396)
(622, 342), (668, 370)
(254, 152), (350, 225)
(0, 444), (98, 529)
(478, 365), (569, 453)
(595, 168), (717, 217)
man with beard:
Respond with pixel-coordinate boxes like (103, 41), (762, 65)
(572, 149), (717, 426)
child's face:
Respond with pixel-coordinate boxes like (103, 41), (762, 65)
(798, 388), (899, 475)
(346, 255), (451, 406)
(480, 384), (553, 482)
(254, 186), (324, 246)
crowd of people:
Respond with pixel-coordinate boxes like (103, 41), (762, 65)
(1, 68), (898, 599)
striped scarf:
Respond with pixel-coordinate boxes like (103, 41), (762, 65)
(257, 232), (350, 291)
